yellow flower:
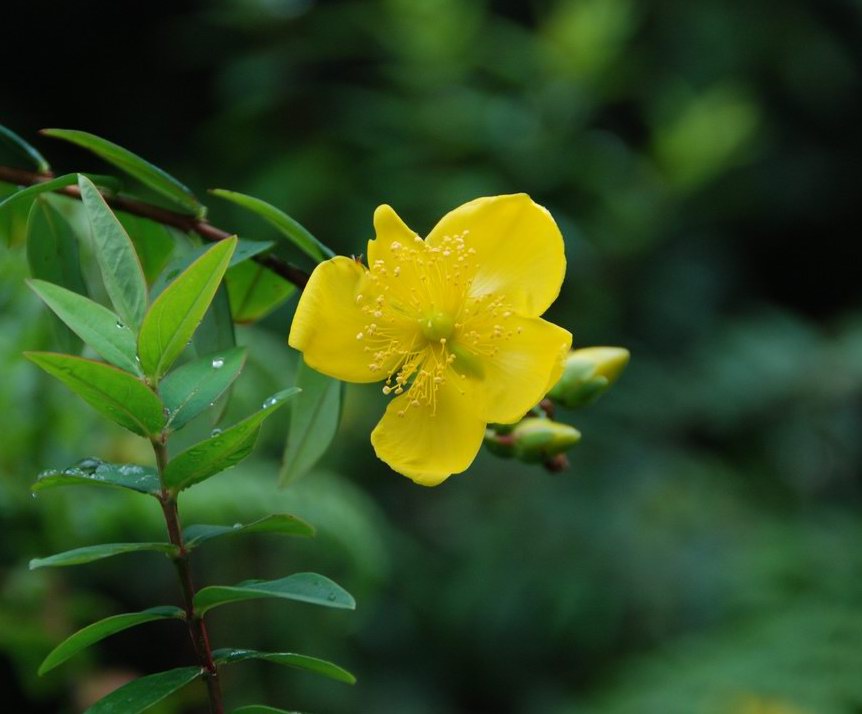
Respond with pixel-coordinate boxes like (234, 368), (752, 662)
(289, 194), (572, 485)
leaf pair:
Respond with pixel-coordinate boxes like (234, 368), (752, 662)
(81, 648), (354, 714)
(26, 185), (241, 436)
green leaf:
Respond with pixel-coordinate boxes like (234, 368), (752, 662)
(163, 388), (298, 491)
(43, 128), (204, 216)
(214, 648), (355, 685)
(233, 707), (304, 714)
(79, 175), (149, 330)
(194, 285), (237, 380)
(160, 347), (247, 430)
(117, 212), (178, 285)
(227, 260), (296, 324)
(1, 181), (33, 246)
(150, 238), (272, 301)
(0, 175), (77, 216)
(280, 363), (341, 486)
(185, 514), (315, 548)
(27, 279), (141, 374)
(26, 196), (88, 353)
(138, 237), (237, 381)
(39, 606), (184, 675)
(0, 124), (50, 171)
(25, 352), (165, 436)
(194, 572), (355, 615)
(0, 173), (120, 217)
(211, 188), (333, 262)
(30, 542), (178, 570)
(33, 459), (160, 495)
(83, 666), (202, 714)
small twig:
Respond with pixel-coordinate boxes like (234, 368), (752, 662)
(0, 164), (310, 289)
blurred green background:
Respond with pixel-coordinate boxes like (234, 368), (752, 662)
(3, 1), (862, 712)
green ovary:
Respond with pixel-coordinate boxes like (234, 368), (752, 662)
(420, 311), (455, 342)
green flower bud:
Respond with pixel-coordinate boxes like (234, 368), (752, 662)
(483, 428), (516, 458)
(510, 417), (581, 463)
(548, 346), (630, 408)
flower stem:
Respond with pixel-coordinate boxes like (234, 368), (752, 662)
(152, 438), (225, 714)
(0, 163), (309, 289)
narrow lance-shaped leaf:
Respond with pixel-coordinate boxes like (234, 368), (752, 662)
(194, 572), (355, 615)
(184, 514), (315, 548)
(1, 181), (32, 247)
(43, 128), (204, 216)
(27, 279), (141, 374)
(0, 124), (50, 171)
(280, 362), (341, 486)
(163, 388), (299, 491)
(24, 353), (165, 436)
(227, 260), (296, 324)
(150, 238), (272, 300)
(39, 606), (184, 675)
(214, 648), (356, 685)
(160, 347), (246, 430)
(83, 666), (202, 714)
(195, 285), (236, 376)
(33, 459), (160, 495)
(30, 542), (178, 570)
(0, 173), (121, 218)
(26, 197), (88, 354)
(3, 175), (78, 216)
(195, 286), (237, 423)
(78, 175), (148, 330)
(118, 212), (178, 285)
(211, 188), (333, 261)
(138, 237), (237, 381)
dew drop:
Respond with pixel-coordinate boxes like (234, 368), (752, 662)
(233, 523), (242, 529)
(115, 321), (125, 329)
(210, 428), (223, 437)
(211, 357), (225, 369)
(262, 397), (278, 408)
(327, 593), (337, 601)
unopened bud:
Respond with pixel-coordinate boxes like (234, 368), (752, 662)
(510, 417), (581, 463)
(483, 428), (516, 458)
(548, 346), (629, 408)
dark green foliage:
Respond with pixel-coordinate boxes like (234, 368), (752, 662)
(38, 607), (184, 675)
(280, 362), (341, 486)
(163, 388), (298, 491)
(214, 648), (355, 685)
(43, 129), (204, 216)
(211, 188), (333, 262)
(194, 573), (356, 615)
(14, 172), (348, 713)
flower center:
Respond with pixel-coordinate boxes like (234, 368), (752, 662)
(420, 311), (454, 342)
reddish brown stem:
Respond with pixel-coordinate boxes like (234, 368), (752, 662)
(153, 439), (224, 714)
(0, 164), (309, 289)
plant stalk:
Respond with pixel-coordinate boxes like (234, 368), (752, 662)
(0, 163), (310, 289)
(152, 438), (225, 714)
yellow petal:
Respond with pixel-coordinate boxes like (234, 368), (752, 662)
(370, 371), (487, 486)
(466, 315), (572, 424)
(288, 256), (385, 383)
(367, 204), (418, 266)
(427, 194), (566, 317)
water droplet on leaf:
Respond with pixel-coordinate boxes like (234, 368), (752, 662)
(211, 357), (224, 369)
